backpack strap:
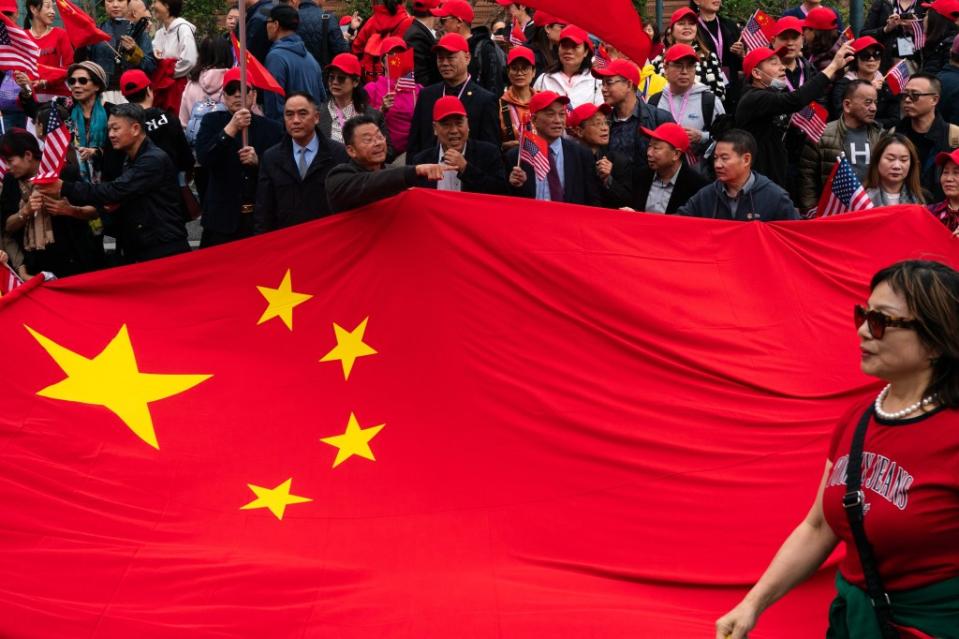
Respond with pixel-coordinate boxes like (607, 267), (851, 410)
(320, 12), (331, 69)
(647, 92), (661, 109)
(702, 91), (715, 131)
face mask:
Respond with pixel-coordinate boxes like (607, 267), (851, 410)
(760, 70), (788, 91)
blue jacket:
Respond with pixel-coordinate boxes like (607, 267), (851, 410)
(77, 18), (156, 90)
(677, 172), (799, 221)
(297, 0), (349, 69)
(264, 34), (327, 120)
(246, 0), (273, 64)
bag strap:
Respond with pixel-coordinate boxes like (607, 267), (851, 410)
(948, 123), (959, 149)
(702, 91), (715, 132)
(320, 13), (330, 69)
(843, 406), (900, 639)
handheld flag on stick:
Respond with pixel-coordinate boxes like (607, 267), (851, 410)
(885, 60), (911, 95)
(230, 33), (286, 96)
(0, 15), (39, 77)
(509, 17), (527, 45)
(816, 154), (875, 217)
(789, 102), (828, 143)
(741, 10), (776, 52)
(34, 107), (72, 184)
(519, 129), (551, 180)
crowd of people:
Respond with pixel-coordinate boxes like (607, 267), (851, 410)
(1, 0), (959, 281)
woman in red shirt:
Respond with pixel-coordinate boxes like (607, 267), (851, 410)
(24, 0), (74, 69)
(716, 260), (959, 639)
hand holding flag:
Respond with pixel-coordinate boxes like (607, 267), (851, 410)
(741, 10), (776, 52)
(816, 154), (875, 217)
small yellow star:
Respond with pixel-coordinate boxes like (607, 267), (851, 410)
(319, 317), (377, 380)
(320, 412), (385, 468)
(240, 478), (312, 520)
(257, 269), (313, 330)
(26, 324), (211, 450)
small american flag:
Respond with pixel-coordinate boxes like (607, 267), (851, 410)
(519, 130), (550, 180)
(885, 60), (911, 95)
(509, 17), (527, 46)
(34, 107), (72, 183)
(0, 17), (40, 77)
(395, 70), (416, 92)
(789, 102), (828, 142)
(841, 26), (855, 43)
(741, 10), (775, 52)
(816, 155), (875, 217)
(904, 19), (925, 49)
(593, 44), (611, 71)
(0, 260), (24, 297)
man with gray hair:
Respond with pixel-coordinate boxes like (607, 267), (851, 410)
(36, 103), (189, 264)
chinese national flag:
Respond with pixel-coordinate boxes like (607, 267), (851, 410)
(519, 0), (650, 64)
(385, 48), (414, 79)
(54, 0), (110, 49)
(230, 33), (286, 97)
(1, 195), (957, 637)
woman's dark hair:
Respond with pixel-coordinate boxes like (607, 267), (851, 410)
(546, 39), (593, 75)
(342, 114), (380, 146)
(923, 9), (957, 52)
(23, 0), (44, 30)
(0, 127), (41, 160)
(870, 260), (959, 408)
(527, 26), (557, 69)
(324, 67), (369, 112)
(804, 28), (839, 60)
(157, 0), (183, 18)
(190, 36), (234, 82)
(864, 133), (925, 203)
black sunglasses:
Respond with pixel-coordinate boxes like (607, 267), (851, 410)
(854, 304), (919, 339)
(66, 76), (90, 86)
(856, 50), (881, 61)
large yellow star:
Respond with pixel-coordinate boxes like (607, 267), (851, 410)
(26, 324), (211, 450)
(319, 317), (377, 380)
(320, 412), (385, 468)
(257, 269), (313, 330)
(240, 478), (312, 520)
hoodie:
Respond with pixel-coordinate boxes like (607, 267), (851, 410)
(651, 83), (725, 144)
(264, 34), (327, 121)
(677, 171), (799, 221)
(179, 68), (226, 127)
(151, 17), (198, 78)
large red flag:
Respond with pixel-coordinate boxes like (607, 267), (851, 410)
(54, 0), (110, 49)
(522, 0), (651, 64)
(231, 32), (286, 97)
(1, 196), (957, 637)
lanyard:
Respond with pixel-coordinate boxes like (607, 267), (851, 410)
(332, 102), (347, 129)
(662, 87), (691, 124)
(784, 64), (805, 91)
(698, 17), (722, 57)
(444, 74), (472, 100)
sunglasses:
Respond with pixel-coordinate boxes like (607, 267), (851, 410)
(901, 91), (936, 101)
(854, 304), (919, 339)
(856, 50), (881, 60)
(66, 76), (90, 86)
(328, 73), (353, 84)
(224, 82), (243, 96)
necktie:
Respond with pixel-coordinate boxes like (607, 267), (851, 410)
(298, 147), (309, 180)
(547, 148), (564, 202)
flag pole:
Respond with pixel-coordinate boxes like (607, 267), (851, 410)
(237, 0), (249, 147)
(515, 126), (524, 168)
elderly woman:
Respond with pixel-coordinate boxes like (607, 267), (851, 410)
(650, 7), (726, 104)
(567, 102), (631, 208)
(532, 25), (603, 107)
(717, 258), (959, 639)
(498, 45), (537, 152)
(320, 53), (394, 161)
(829, 36), (898, 126)
(864, 134), (927, 206)
(928, 147), (959, 234)
(363, 37), (419, 157)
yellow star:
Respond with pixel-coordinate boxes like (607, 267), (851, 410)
(26, 324), (211, 450)
(257, 269), (313, 330)
(240, 478), (312, 520)
(320, 412), (385, 468)
(319, 317), (377, 380)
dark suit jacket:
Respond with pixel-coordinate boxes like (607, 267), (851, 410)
(410, 140), (506, 195)
(405, 79), (500, 161)
(632, 163), (710, 214)
(505, 138), (602, 206)
(317, 103), (395, 163)
(403, 19), (441, 87)
(254, 127), (348, 233)
(326, 160), (418, 213)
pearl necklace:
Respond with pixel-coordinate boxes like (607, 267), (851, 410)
(874, 384), (937, 420)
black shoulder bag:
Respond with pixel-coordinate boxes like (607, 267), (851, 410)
(843, 406), (900, 639)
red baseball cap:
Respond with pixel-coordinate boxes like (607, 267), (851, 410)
(591, 58), (640, 86)
(567, 102), (611, 128)
(0, 0), (17, 12)
(119, 69), (151, 97)
(339, 15), (352, 26)
(431, 0), (474, 23)
(412, 0), (440, 10)
(640, 122), (691, 153)
(378, 36), (407, 56)
(528, 90), (571, 114)
(328, 53), (361, 77)
(803, 6), (838, 30)
(743, 46), (787, 79)
(532, 11), (565, 27)
(669, 7), (698, 27)
(559, 25), (593, 50)
(772, 16), (805, 37)
(433, 95), (467, 121)
(222, 66), (252, 87)
(922, 0), (959, 18)
(663, 43), (698, 64)
(432, 32), (470, 53)
(507, 45), (536, 67)
(850, 35), (884, 52)
(935, 147), (959, 167)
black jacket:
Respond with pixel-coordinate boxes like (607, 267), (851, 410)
(894, 114), (958, 201)
(862, 0), (928, 70)
(698, 14), (742, 108)
(505, 138), (602, 206)
(403, 19), (440, 87)
(318, 103), (395, 162)
(735, 71), (833, 189)
(195, 110), (284, 235)
(590, 145), (633, 209)
(326, 160), (418, 213)
(632, 163), (710, 214)
(410, 140), (506, 194)
(406, 79), (500, 161)
(62, 138), (187, 261)
(677, 171), (799, 221)
(468, 27), (506, 98)
(297, 0), (349, 69)
(102, 106), (193, 181)
(255, 128), (348, 233)
(939, 63), (959, 126)
(245, 0), (273, 64)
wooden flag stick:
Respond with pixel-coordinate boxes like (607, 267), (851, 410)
(237, 0), (249, 147)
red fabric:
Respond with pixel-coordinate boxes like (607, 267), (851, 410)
(1, 198), (958, 637)
(149, 58), (186, 113)
(53, 0), (109, 49)
(230, 33), (285, 97)
(27, 27), (73, 68)
(351, 5), (412, 59)
(823, 401), (959, 591)
(37, 63), (70, 96)
(385, 48), (414, 80)
(521, 0), (651, 64)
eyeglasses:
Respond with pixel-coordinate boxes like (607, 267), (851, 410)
(856, 50), (881, 61)
(900, 91), (936, 101)
(600, 77), (625, 87)
(854, 304), (919, 339)
(66, 76), (90, 86)
(223, 82), (243, 96)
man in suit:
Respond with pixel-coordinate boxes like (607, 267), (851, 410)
(405, 33), (500, 160)
(255, 92), (348, 233)
(630, 123), (709, 214)
(410, 96), (506, 194)
(403, 0), (441, 87)
(195, 68), (284, 247)
(506, 91), (602, 205)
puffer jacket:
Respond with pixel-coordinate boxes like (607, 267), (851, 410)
(297, 0), (349, 69)
(797, 116), (884, 212)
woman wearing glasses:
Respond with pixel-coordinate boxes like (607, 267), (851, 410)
(319, 53), (394, 162)
(864, 134), (927, 206)
(927, 148), (959, 234)
(829, 37), (899, 127)
(497, 46), (537, 153)
(649, 8), (726, 106)
(717, 259), (959, 639)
